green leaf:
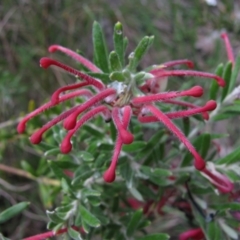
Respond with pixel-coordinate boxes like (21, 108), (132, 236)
(48, 161), (70, 183)
(20, 160), (35, 176)
(219, 220), (238, 239)
(212, 112), (234, 121)
(217, 147), (240, 164)
(68, 227), (82, 240)
(46, 210), (63, 223)
(136, 233), (170, 240)
(127, 36), (154, 71)
(82, 125), (103, 138)
(140, 166), (172, 178)
(182, 117), (190, 136)
(181, 133), (211, 167)
(110, 71), (125, 82)
(92, 21), (109, 72)
(123, 36), (128, 54)
(122, 141), (146, 152)
(221, 61), (232, 101)
(87, 72), (109, 83)
(82, 188), (101, 197)
(128, 188), (144, 202)
(44, 148), (61, 156)
(78, 151), (94, 162)
(0, 202), (30, 224)
(109, 51), (122, 71)
(210, 63), (223, 100)
(212, 202), (240, 211)
(207, 221), (222, 240)
(114, 22), (124, 66)
(127, 209), (143, 236)
(199, 133), (211, 158)
(0, 234), (11, 240)
(79, 205), (101, 227)
(228, 54), (240, 93)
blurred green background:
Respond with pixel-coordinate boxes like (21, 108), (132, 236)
(1, 0), (240, 238)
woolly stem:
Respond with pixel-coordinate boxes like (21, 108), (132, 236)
(60, 105), (108, 153)
(151, 59), (194, 73)
(154, 70), (225, 87)
(30, 106), (79, 144)
(23, 226), (82, 240)
(103, 106), (132, 182)
(51, 81), (91, 104)
(48, 45), (102, 72)
(221, 33), (235, 64)
(162, 99), (209, 120)
(138, 100), (216, 123)
(40, 57), (105, 90)
(179, 228), (204, 240)
(63, 88), (116, 130)
(17, 89), (92, 134)
(201, 166), (233, 193)
(145, 105), (206, 170)
(111, 107), (134, 144)
(132, 86), (203, 104)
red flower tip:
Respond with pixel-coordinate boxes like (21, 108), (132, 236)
(120, 131), (134, 144)
(48, 45), (59, 53)
(205, 100), (217, 111)
(186, 61), (194, 69)
(220, 32), (227, 39)
(63, 115), (77, 130)
(179, 228), (204, 240)
(60, 138), (72, 154)
(40, 57), (53, 69)
(17, 122), (26, 134)
(30, 131), (42, 144)
(202, 112), (209, 120)
(215, 76), (226, 87)
(194, 157), (206, 171)
(188, 86), (203, 97)
(103, 168), (116, 183)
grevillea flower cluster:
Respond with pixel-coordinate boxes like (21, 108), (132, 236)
(17, 22), (232, 194)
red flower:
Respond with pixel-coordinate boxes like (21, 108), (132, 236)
(179, 228), (204, 240)
(18, 44), (225, 182)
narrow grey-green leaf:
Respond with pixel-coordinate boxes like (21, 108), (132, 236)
(123, 37), (128, 56)
(68, 227), (82, 240)
(228, 54), (240, 93)
(127, 209), (143, 236)
(210, 63), (223, 100)
(128, 188), (144, 202)
(79, 205), (101, 227)
(82, 188), (101, 197)
(217, 147), (240, 164)
(92, 21), (109, 72)
(137, 233), (170, 240)
(0, 202), (30, 224)
(219, 221), (238, 239)
(44, 148), (61, 156)
(48, 161), (70, 183)
(110, 71), (125, 81)
(221, 61), (232, 101)
(122, 141), (146, 152)
(87, 72), (109, 83)
(207, 221), (222, 240)
(46, 210), (63, 223)
(127, 36), (154, 71)
(114, 22), (124, 66)
(79, 151), (94, 162)
(0, 234), (11, 240)
(109, 51), (122, 71)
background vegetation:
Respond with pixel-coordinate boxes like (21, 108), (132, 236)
(1, 0), (240, 239)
